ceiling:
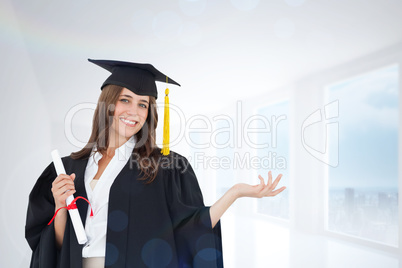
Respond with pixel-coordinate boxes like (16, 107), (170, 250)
(2, 0), (402, 119)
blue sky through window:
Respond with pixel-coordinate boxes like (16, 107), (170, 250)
(327, 64), (399, 245)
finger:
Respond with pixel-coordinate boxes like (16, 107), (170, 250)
(258, 175), (265, 186)
(271, 174), (283, 189)
(61, 189), (76, 200)
(267, 171), (272, 186)
(261, 183), (274, 195)
(52, 180), (74, 195)
(269, 186), (286, 196)
(54, 178), (74, 188)
(53, 178), (75, 191)
(70, 173), (76, 181)
(55, 184), (76, 196)
(52, 174), (70, 184)
(52, 175), (74, 188)
(55, 189), (75, 200)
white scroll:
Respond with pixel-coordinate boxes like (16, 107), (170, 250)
(51, 149), (88, 245)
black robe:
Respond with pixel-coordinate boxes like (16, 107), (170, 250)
(25, 151), (223, 268)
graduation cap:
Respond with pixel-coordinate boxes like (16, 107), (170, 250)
(88, 59), (180, 99)
(88, 58), (180, 155)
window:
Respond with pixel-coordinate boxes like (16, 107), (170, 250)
(326, 64), (399, 246)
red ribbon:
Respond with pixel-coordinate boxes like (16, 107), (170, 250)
(48, 196), (93, 225)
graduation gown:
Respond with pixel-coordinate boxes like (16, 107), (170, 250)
(25, 151), (223, 268)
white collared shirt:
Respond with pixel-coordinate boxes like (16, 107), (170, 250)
(82, 136), (135, 258)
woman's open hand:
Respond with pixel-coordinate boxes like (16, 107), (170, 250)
(210, 171), (286, 228)
(234, 171), (286, 198)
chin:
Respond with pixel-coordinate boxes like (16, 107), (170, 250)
(114, 127), (136, 141)
(121, 131), (137, 140)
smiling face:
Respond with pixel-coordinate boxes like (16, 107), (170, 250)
(110, 87), (150, 145)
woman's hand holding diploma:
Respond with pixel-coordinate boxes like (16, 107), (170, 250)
(49, 149), (90, 246)
(52, 173), (76, 210)
(51, 173), (76, 249)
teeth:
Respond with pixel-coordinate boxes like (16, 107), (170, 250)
(120, 118), (137, 125)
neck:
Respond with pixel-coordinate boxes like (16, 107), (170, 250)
(107, 131), (130, 157)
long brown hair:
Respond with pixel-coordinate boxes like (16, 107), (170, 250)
(70, 84), (161, 183)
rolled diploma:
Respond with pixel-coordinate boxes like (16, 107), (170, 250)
(51, 149), (88, 245)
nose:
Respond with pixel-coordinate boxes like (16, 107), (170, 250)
(125, 103), (138, 116)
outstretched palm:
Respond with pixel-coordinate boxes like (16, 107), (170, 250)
(235, 171), (286, 198)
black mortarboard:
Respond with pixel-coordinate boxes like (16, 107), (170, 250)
(88, 58), (180, 99)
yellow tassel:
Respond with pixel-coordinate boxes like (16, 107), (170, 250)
(161, 87), (170, 155)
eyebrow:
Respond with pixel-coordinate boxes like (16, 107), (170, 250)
(120, 94), (149, 104)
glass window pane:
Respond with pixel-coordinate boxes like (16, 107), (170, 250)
(327, 65), (399, 246)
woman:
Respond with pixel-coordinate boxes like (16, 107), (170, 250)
(25, 59), (286, 268)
